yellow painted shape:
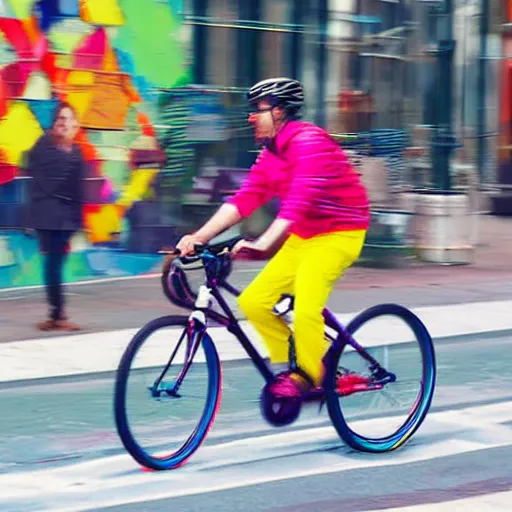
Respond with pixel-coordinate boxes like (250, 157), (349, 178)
(0, 101), (43, 165)
(6, 0), (35, 19)
(80, 0), (124, 26)
(85, 204), (123, 244)
(67, 70), (95, 87)
(65, 70), (94, 120)
(103, 43), (119, 72)
(117, 168), (158, 208)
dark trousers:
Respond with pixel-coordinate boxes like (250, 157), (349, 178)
(36, 230), (74, 321)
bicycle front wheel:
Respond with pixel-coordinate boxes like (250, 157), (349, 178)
(114, 315), (222, 470)
(325, 304), (436, 453)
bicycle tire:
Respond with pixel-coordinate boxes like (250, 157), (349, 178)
(325, 303), (436, 453)
(114, 315), (222, 470)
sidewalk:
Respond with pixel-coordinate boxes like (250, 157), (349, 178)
(1, 214), (512, 383)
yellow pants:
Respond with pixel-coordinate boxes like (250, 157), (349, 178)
(238, 230), (366, 386)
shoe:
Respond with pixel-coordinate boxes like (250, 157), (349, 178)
(270, 372), (311, 398)
(336, 373), (373, 396)
(37, 319), (58, 331)
(54, 319), (81, 331)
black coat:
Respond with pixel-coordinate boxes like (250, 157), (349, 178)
(26, 133), (85, 231)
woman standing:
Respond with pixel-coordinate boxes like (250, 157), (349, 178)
(27, 102), (85, 331)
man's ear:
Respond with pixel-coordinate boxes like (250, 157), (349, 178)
(274, 106), (287, 121)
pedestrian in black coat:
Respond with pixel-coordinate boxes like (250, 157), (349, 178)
(27, 101), (85, 331)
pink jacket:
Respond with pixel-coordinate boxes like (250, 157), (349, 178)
(228, 121), (370, 239)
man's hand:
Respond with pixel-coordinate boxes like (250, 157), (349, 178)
(175, 233), (204, 256)
(231, 239), (267, 260)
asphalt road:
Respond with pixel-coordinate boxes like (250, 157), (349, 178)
(1, 331), (511, 511)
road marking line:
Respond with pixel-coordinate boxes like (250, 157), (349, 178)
(1, 401), (512, 512)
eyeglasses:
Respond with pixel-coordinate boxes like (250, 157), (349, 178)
(249, 106), (275, 114)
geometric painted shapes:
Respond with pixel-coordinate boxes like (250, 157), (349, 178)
(22, 71), (52, 99)
(1, 62), (31, 97)
(35, 0), (79, 31)
(130, 134), (159, 151)
(25, 98), (58, 129)
(95, 143), (129, 163)
(22, 15), (42, 47)
(0, 75), (6, 118)
(101, 159), (129, 189)
(0, 163), (17, 186)
(0, 100), (43, 165)
(0, 18), (32, 57)
(103, 42), (118, 72)
(0, 37), (18, 67)
(64, 69), (94, 120)
(72, 27), (106, 70)
(5, 0), (36, 20)
(136, 112), (155, 137)
(47, 18), (93, 53)
(111, 0), (188, 88)
(83, 203), (124, 244)
(58, 0), (80, 16)
(116, 168), (158, 208)
(79, 0), (124, 26)
(0, 234), (16, 267)
(81, 72), (131, 130)
(0, 1), (16, 17)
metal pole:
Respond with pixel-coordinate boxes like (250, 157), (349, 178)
(431, 0), (457, 191)
(192, 0), (207, 83)
(315, 0), (328, 128)
(477, 0), (489, 183)
(237, 0), (261, 87)
(290, 0), (304, 80)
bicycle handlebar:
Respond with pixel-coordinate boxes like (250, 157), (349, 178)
(158, 235), (245, 264)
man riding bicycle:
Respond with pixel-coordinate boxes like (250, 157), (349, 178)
(176, 77), (370, 398)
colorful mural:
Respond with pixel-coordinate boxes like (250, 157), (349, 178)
(0, 0), (190, 287)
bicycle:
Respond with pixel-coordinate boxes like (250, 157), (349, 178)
(114, 236), (436, 470)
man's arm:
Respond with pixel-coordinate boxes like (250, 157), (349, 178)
(193, 203), (242, 243)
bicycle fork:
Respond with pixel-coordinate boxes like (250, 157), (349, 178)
(151, 287), (211, 398)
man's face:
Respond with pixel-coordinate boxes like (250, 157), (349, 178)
(53, 107), (78, 141)
(248, 99), (283, 143)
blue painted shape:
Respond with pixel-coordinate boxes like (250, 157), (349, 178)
(84, 247), (160, 277)
(114, 49), (153, 100)
(34, 0), (79, 32)
(58, 0), (80, 16)
(26, 99), (59, 131)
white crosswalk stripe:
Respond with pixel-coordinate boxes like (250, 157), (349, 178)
(1, 400), (511, 512)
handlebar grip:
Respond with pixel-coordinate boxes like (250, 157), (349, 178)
(158, 248), (181, 256)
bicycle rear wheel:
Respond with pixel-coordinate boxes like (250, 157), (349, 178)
(325, 304), (436, 452)
(114, 315), (221, 470)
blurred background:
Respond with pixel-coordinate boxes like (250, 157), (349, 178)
(0, 0), (508, 287)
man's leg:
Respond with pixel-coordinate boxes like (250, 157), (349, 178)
(36, 230), (59, 325)
(238, 235), (301, 365)
(293, 230), (366, 386)
(51, 231), (74, 321)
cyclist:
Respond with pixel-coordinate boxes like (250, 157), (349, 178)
(176, 77), (370, 398)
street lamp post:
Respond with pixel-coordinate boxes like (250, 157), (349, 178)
(431, 0), (458, 191)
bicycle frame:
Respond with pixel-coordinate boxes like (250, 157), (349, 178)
(197, 269), (389, 387)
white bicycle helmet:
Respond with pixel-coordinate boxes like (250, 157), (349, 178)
(247, 77), (305, 115)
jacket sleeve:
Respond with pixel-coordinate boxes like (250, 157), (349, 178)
(226, 149), (275, 218)
(27, 138), (72, 201)
(74, 151), (86, 204)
